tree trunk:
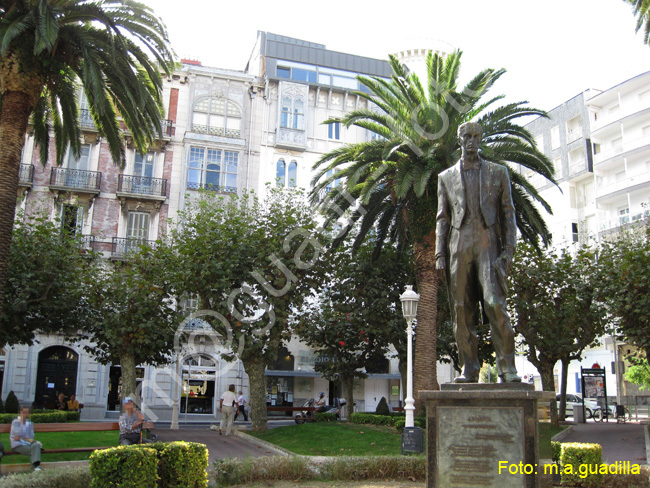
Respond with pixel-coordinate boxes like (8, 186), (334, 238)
(0, 91), (34, 312)
(120, 352), (137, 405)
(413, 228), (440, 403)
(539, 362), (558, 426)
(341, 374), (354, 421)
(559, 357), (570, 421)
(242, 357), (268, 431)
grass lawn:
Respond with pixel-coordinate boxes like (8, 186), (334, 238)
(538, 422), (566, 459)
(0, 431), (119, 464)
(249, 421), (566, 459)
(248, 423), (407, 456)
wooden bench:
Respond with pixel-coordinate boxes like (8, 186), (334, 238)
(0, 421), (154, 457)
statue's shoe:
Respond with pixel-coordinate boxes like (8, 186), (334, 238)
(453, 374), (478, 383)
(500, 373), (522, 383)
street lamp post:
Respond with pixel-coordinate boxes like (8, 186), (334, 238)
(400, 285), (420, 429)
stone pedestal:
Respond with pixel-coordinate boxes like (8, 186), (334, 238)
(420, 384), (554, 488)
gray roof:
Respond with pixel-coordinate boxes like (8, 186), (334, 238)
(258, 31), (392, 78)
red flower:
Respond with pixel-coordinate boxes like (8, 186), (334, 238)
(339, 341), (345, 347)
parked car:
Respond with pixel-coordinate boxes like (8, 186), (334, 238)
(556, 393), (599, 418)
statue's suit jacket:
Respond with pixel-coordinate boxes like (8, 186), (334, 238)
(435, 159), (516, 261)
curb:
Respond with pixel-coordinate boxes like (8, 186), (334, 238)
(0, 459), (89, 475)
(551, 425), (574, 443)
(234, 430), (292, 457)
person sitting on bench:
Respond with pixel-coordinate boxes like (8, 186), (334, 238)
(118, 397), (144, 445)
(10, 406), (43, 471)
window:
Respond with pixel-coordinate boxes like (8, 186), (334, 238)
(566, 116), (582, 142)
(571, 223), (579, 243)
(551, 126), (560, 149)
(132, 152), (155, 193)
(534, 135), (544, 152)
(127, 212), (150, 241)
(187, 147), (238, 191)
(325, 169), (341, 192)
(554, 157), (562, 178)
(276, 159), (298, 187)
(593, 142), (600, 155)
(619, 207), (630, 225)
(280, 97), (304, 130)
(276, 65), (317, 83)
(64, 144), (92, 188)
(328, 121), (341, 140)
(61, 204), (83, 235)
(192, 97), (241, 138)
(67, 144), (91, 171)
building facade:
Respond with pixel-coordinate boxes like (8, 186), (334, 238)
(4, 33), (457, 422)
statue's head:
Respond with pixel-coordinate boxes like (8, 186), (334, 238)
(458, 122), (482, 159)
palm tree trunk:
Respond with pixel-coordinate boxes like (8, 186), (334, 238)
(413, 228), (440, 400)
(0, 91), (33, 314)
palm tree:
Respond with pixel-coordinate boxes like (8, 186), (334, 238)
(625, 0), (650, 44)
(0, 0), (175, 311)
(311, 50), (555, 394)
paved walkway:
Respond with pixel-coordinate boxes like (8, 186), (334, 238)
(156, 425), (274, 466)
(560, 420), (647, 464)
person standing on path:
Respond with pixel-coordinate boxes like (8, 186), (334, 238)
(219, 384), (237, 435)
(235, 390), (248, 422)
(10, 406), (43, 471)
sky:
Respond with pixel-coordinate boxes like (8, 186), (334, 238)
(141, 0), (650, 111)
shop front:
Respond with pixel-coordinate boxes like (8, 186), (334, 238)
(180, 354), (217, 415)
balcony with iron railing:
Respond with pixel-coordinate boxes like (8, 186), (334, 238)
(117, 174), (168, 201)
(186, 182), (237, 193)
(81, 108), (174, 138)
(49, 168), (102, 194)
(18, 164), (34, 187)
(111, 237), (157, 259)
(78, 235), (96, 253)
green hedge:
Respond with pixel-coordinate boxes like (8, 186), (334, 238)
(0, 465), (90, 488)
(0, 411), (72, 424)
(315, 413), (337, 422)
(90, 446), (158, 488)
(560, 442), (603, 487)
(394, 418), (424, 433)
(551, 441), (561, 464)
(349, 413), (396, 426)
(31, 410), (80, 422)
(131, 442), (209, 488)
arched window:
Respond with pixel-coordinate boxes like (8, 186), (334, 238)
(280, 96), (305, 130)
(276, 159), (286, 187)
(192, 97), (242, 138)
(288, 161), (297, 187)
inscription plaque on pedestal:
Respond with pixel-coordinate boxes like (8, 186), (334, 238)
(437, 406), (524, 487)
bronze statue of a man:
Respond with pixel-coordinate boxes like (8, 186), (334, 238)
(435, 121), (520, 383)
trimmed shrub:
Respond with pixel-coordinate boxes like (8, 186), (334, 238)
(130, 441), (208, 488)
(31, 410), (80, 422)
(375, 397), (390, 416)
(0, 411), (69, 424)
(560, 442), (603, 487)
(89, 446), (158, 488)
(0, 465), (90, 488)
(349, 412), (396, 426)
(213, 456), (315, 486)
(320, 455), (425, 481)
(315, 412), (337, 422)
(4, 391), (19, 414)
(394, 418), (424, 433)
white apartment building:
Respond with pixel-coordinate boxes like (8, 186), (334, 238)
(523, 71), (650, 401)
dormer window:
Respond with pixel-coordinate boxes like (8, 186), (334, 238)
(192, 97), (242, 138)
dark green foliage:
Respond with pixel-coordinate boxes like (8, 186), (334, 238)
(0, 395), (4, 414)
(375, 397), (390, 416)
(213, 456), (316, 486)
(4, 391), (19, 414)
(89, 446), (158, 488)
(0, 465), (91, 488)
(349, 413), (396, 426)
(0, 411), (70, 423)
(31, 410), (80, 421)
(1, 214), (97, 348)
(551, 441), (562, 464)
(393, 418), (424, 433)
(315, 413), (337, 422)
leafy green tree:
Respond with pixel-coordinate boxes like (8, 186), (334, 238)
(5, 390), (19, 413)
(167, 188), (323, 430)
(599, 223), (650, 360)
(1, 212), (95, 348)
(624, 354), (650, 390)
(0, 0), (175, 314)
(81, 245), (182, 402)
(311, 50), (554, 394)
(509, 242), (606, 425)
(296, 235), (409, 417)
